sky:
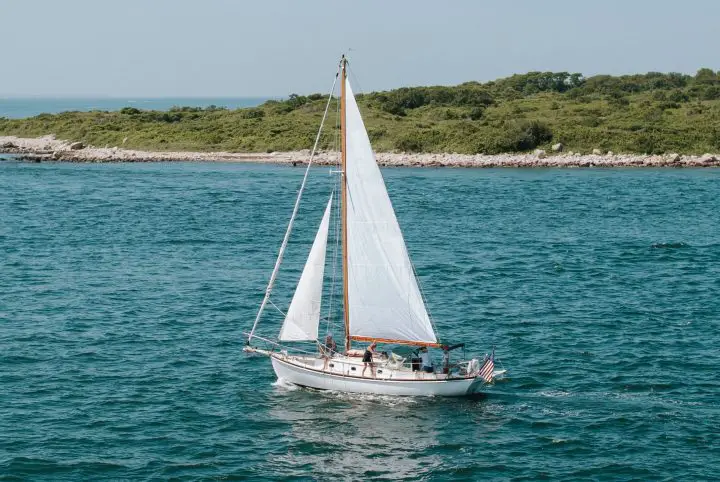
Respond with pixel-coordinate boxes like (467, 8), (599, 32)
(2, 0), (719, 97)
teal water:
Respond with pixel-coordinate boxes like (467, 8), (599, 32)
(0, 97), (272, 119)
(1, 160), (719, 480)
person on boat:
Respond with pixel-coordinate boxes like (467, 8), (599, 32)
(362, 341), (377, 377)
(321, 333), (337, 369)
(323, 333), (337, 354)
(420, 347), (434, 373)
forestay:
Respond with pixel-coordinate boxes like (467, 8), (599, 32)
(279, 195), (333, 341)
(344, 79), (437, 344)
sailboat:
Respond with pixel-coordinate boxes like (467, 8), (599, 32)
(244, 56), (501, 396)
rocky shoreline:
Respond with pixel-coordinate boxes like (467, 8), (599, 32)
(2, 135), (719, 168)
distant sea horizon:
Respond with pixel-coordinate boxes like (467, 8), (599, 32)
(0, 97), (278, 119)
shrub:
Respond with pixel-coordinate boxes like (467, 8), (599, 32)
(580, 116), (601, 127)
(469, 106), (485, 120)
(169, 106), (202, 112)
(494, 120), (553, 152)
(668, 90), (689, 103)
(393, 132), (424, 152)
(608, 94), (630, 107)
(367, 127), (387, 142)
(443, 109), (459, 120)
(635, 134), (662, 154)
(120, 107), (141, 115)
(241, 108), (265, 119)
(702, 86), (720, 100)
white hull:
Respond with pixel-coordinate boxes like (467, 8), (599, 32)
(268, 353), (485, 397)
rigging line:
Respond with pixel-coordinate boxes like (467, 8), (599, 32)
(268, 299), (287, 318)
(325, 92), (342, 337)
(346, 63), (366, 99)
(409, 257), (441, 342)
(323, 186), (337, 337)
(243, 332), (325, 357)
(332, 185), (341, 336)
(324, 92), (342, 336)
(248, 67), (341, 343)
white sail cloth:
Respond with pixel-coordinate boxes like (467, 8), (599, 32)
(279, 196), (333, 341)
(344, 79), (437, 344)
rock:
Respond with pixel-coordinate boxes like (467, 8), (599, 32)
(551, 143), (564, 152)
(534, 149), (547, 159)
(20, 153), (50, 162)
(667, 153), (681, 163)
(700, 153), (717, 164)
(607, 151), (614, 156)
(592, 148), (602, 155)
(69, 141), (84, 150)
(1, 141), (18, 149)
(567, 151), (574, 156)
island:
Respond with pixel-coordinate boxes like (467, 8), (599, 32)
(2, 69), (719, 167)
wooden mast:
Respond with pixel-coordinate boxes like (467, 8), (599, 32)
(340, 56), (351, 353)
(337, 57), (440, 351)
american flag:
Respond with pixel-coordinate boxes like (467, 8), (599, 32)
(479, 351), (495, 382)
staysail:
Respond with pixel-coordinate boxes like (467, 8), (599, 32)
(344, 79), (437, 344)
(279, 195), (333, 341)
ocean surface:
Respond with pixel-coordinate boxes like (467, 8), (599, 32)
(0, 97), (272, 119)
(1, 159), (719, 480)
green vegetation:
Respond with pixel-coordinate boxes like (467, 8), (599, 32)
(2, 69), (720, 154)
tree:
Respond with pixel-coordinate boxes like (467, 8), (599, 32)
(120, 107), (141, 115)
(286, 93), (309, 109)
(695, 68), (717, 85)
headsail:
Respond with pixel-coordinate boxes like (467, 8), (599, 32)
(279, 195), (333, 341)
(344, 79), (437, 345)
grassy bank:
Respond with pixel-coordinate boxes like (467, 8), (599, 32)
(1, 70), (719, 155)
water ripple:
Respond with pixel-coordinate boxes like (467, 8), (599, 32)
(1, 164), (719, 479)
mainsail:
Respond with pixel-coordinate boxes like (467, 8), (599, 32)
(279, 195), (333, 341)
(344, 79), (437, 344)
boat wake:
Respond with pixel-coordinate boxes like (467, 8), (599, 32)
(272, 377), (300, 391)
(492, 369), (509, 381)
(321, 389), (425, 406)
